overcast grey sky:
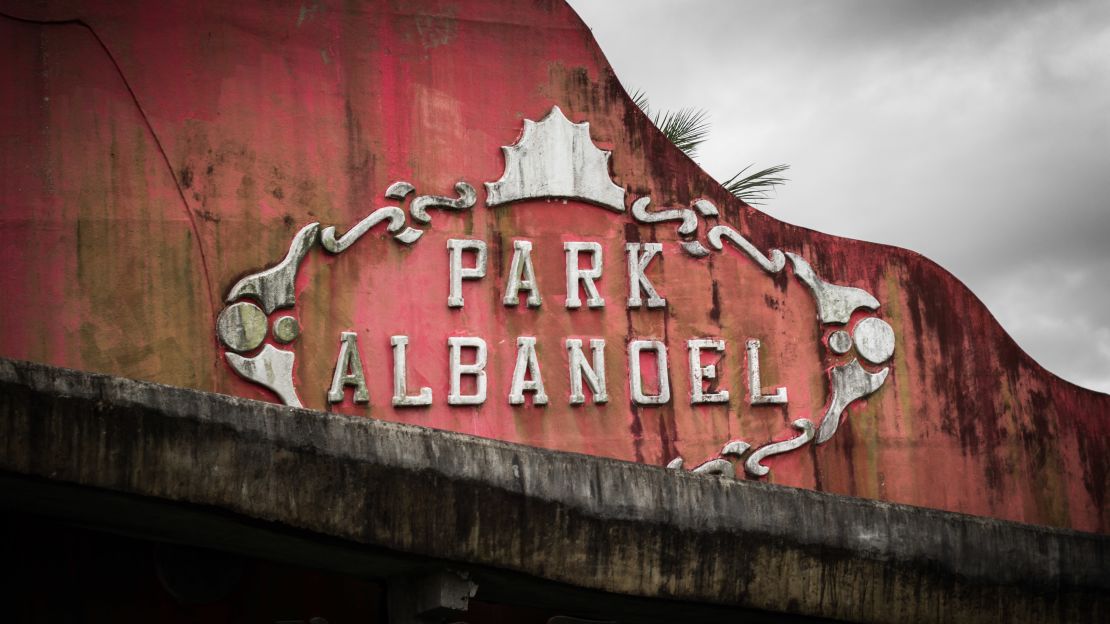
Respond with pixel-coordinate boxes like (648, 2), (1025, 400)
(568, 0), (1110, 393)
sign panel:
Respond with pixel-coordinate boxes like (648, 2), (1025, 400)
(216, 105), (895, 477)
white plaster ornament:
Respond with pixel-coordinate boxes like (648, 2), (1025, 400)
(216, 105), (896, 481)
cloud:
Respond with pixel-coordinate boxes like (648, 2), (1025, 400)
(979, 259), (1110, 392)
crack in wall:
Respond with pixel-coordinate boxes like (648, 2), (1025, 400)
(0, 11), (219, 374)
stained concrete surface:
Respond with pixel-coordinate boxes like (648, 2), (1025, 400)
(0, 357), (1106, 623)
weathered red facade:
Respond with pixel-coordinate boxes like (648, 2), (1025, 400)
(1, 0), (1106, 536)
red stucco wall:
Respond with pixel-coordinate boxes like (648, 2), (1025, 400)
(1, 0), (1105, 532)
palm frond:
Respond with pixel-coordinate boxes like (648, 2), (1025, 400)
(653, 107), (711, 159)
(630, 88), (651, 115)
(630, 88), (709, 159)
(721, 164), (790, 205)
(630, 86), (790, 206)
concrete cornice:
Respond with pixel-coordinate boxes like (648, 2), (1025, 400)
(0, 357), (1105, 623)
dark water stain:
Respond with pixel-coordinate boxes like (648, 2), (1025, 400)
(840, 418), (858, 494)
(809, 442), (824, 491)
(657, 229), (678, 465)
(1022, 389), (1053, 471)
(343, 97), (373, 212)
(658, 412), (677, 464)
(905, 256), (1008, 495)
(629, 406), (644, 464)
(1075, 418), (1108, 529)
(235, 174), (255, 200)
(709, 280), (721, 325)
(622, 222), (645, 463)
(492, 231), (504, 281)
(178, 165), (193, 189)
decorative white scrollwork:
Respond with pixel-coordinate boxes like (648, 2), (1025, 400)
(744, 419), (816, 477)
(640, 190), (896, 476)
(225, 222), (320, 314)
(409, 182), (478, 224)
(321, 207), (412, 252)
(814, 359), (889, 444)
(639, 200), (896, 476)
(786, 252), (879, 324)
(630, 197), (699, 235)
(217, 105), (896, 482)
(621, 175), (893, 479)
(225, 344), (302, 407)
(320, 180), (477, 252)
(217, 180), (476, 408)
(667, 439), (751, 478)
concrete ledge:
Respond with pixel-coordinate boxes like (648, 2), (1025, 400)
(0, 358), (1106, 623)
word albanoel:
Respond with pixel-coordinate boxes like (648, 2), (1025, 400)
(327, 334), (788, 408)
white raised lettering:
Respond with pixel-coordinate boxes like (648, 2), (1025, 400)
(629, 339), (671, 405)
(508, 336), (548, 405)
(564, 241), (604, 308)
(747, 339), (788, 405)
(688, 338), (729, 404)
(503, 240), (542, 307)
(391, 335), (433, 407)
(328, 332), (369, 404)
(447, 239), (487, 308)
(448, 336), (487, 405)
(626, 242), (665, 309)
(566, 338), (608, 404)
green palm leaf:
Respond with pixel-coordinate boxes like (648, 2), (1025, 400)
(633, 88), (790, 206)
(721, 164), (790, 206)
(631, 90), (711, 159)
